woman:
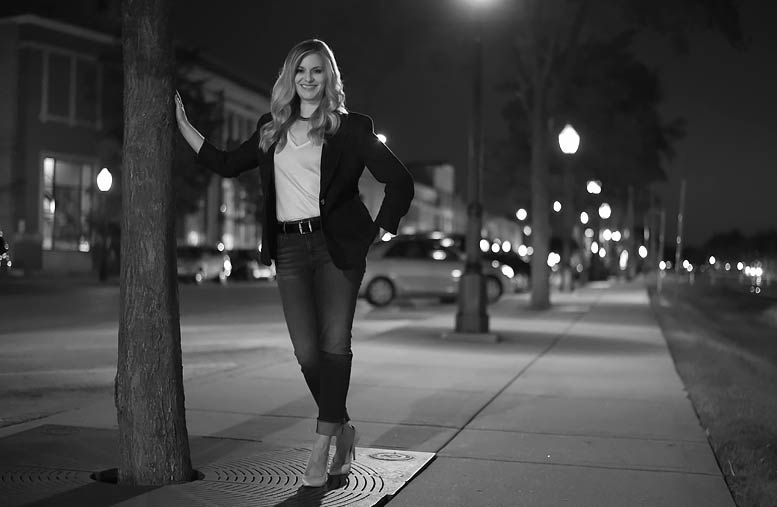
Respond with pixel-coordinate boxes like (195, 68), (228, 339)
(175, 39), (414, 487)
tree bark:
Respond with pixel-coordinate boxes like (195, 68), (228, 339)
(529, 87), (551, 309)
(116, 0), (192, 485)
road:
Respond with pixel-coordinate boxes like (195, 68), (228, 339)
(0, 278), (419, 428)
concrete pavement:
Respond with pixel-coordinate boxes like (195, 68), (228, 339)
(0, 280), (735, 506)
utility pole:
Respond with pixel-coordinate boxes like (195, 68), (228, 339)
(674, 179), (686, 274)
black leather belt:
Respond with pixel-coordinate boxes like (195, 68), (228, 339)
(277, 217), (321, 235)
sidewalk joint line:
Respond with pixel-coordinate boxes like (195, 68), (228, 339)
(435, 297), (597, 451)
(437, 454), (722, 477)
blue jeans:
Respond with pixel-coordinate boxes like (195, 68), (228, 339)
(274, 229), (365, 436)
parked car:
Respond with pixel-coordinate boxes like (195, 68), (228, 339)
(228, 248), (276, 281)
(0, 230), (11, 274)
(445, 233), (531, 292)
(176, 245), (231, 284)
(360, 233), (513, 306)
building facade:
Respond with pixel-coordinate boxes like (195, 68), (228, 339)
(0, 14), (269, 273)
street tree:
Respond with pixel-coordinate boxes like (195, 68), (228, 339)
(116, 0), (193, 485)
(502, 0), (741, 309)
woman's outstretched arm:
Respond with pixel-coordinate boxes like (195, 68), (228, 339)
(175, 91), (205, 154)
(175, 91), (264, 178)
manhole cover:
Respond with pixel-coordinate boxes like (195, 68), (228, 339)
(368, 452), (414, 461)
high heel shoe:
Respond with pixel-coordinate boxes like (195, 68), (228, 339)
(329, 424), (358, 475)
(302, 438), (330, 487)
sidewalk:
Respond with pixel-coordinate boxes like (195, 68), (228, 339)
(0, 280), (735, 506)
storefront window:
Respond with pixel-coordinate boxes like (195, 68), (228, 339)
(41, 156), (96, 251)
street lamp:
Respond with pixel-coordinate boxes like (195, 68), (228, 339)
(454, 0), (495, 339)
(96, 167), (112, 281)
(557, 123), (579, 292)
(586, 180), (602, 194)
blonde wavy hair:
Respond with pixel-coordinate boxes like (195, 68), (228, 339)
(259, 39), (347, 153)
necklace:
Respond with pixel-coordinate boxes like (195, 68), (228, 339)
(298, 115), (311, 121)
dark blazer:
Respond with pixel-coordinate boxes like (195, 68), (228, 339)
(197, 111), (415, 270)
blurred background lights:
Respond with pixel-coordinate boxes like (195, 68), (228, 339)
(491, 243), (500, 253)
(598, 248), (606, 258)
(516, 208), (527, 221)
(547, 252), (561, 267)
(709, 255), (716, 265)
(480, 239), (490, 252)
(602, 229), (612, 241)
(584, 228), (594, 238)
(682, 259), (690, 269)
(502, 241), (511, 252)
(526, 246), (534, 256)
(580, 211), (589, 224)
(553, 201), (562, 213)
(737, 262), (744, 271)
(517, 244), (528, 257)
(611, 230), (621, 242)
(659, 260), (667, 270)
(586, 180), (602, 194)
(619, 250), (629, 270)
(523, 225), (532, 236)
(725, 262), (731, 271)
(598, 203), (612, 219)
(591, 241), (599, 254)
(638, 245), (648, 258)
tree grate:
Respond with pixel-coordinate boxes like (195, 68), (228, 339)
(0, 465), (93, 506)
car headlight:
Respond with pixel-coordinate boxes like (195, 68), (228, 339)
(501, 265), (514, 278)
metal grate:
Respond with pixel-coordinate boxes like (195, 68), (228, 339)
(0, 425), (434, 507)
(0, 465), (93, 506)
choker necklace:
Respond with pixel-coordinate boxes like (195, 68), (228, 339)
(298, 115), (311, 121)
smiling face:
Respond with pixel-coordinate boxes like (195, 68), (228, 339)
(294, 52), (326, 105)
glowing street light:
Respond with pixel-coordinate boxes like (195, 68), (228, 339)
(558, 124), (580, 155)
(586, 180), (602, 194)
(97, 167), (113, 192)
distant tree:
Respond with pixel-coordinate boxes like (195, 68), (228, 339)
(116, 0), (192, 485)
(500, 0), (742, 309)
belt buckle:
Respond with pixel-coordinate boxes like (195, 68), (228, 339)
(299, 220), (313, 234)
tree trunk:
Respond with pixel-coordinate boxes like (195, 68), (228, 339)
(529, 89), (551, 309)
(116, 0), (192, 486)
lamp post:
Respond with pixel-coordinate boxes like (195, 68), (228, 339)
(454, 1), (493, 338)
(557, 124), (579, 292)
(96, 167), (113, 281)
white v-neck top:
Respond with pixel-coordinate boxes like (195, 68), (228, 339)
(273, 132), (323, 221)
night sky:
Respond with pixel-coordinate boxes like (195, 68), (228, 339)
(114, 1), (777, 247)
